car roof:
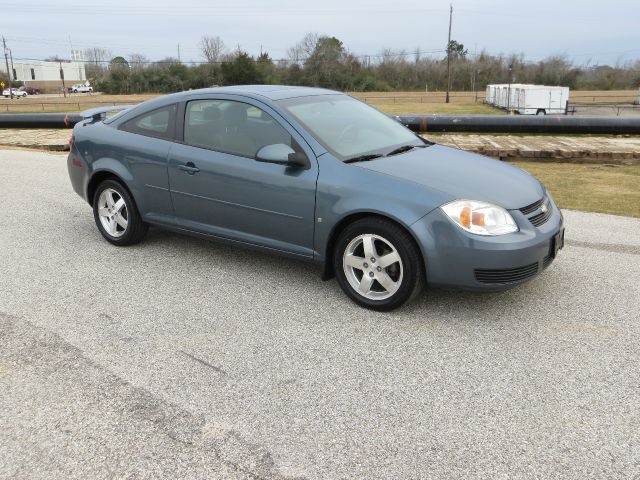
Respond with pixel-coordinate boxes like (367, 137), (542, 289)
(110, 85), (343, 125)
(185, 85), (341, 101)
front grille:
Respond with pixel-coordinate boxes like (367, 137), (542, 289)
(519, 198), (544, 215)
(518, 196), (553, 228)
(542, 254), (554, 269)
(475, 262), (539, 284)
(529, 203), (553, 227)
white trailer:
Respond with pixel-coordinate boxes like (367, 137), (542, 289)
(486, 84), (503, 106)
(485, 84), (569, 115)
(513, 86), (569, 115)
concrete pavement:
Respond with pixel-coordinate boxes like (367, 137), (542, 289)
(1, 150), (639, 479)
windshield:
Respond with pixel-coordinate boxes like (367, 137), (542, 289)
(277, 95), (424, 160)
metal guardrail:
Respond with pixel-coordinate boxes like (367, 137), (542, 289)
(1, 112), (640, 134)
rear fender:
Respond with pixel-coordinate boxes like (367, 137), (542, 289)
(87, 158), (136, 203)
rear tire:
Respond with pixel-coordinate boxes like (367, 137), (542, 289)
(92, 179), (148, 246)
(333, 217), (425, 311)
(536, 109), (546, 116)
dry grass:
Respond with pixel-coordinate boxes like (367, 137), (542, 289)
(349, 91), (504, 114)
(510, 161), (640, 218)
(368, 101), (503, 115)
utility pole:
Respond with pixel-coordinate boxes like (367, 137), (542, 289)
(9, 48), (15, 84)
(2, 37), (13, 99)
(445, 4), (453, 103)
(59, 61), (66, 98)
(472, 44), (478, 102)
(507, 63), (513, 114)
(177, 44), (181, 62)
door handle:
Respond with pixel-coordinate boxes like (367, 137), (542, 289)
(177, 162), (200, 174)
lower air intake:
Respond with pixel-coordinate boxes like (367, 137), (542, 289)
(474, 262), (539, 284)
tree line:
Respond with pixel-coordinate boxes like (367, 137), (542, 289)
(79, 34), (640, 94)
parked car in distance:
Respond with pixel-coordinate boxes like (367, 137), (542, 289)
(67, 86), (564, 310)
(71, 84), (93, 93)
(2, 88), (27, 98)
(19, 85), (40, 95)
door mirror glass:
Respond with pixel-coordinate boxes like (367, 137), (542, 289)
(256, 143), (306, 167)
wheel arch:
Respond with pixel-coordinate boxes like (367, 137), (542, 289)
(321, 212), (427, 281)
(87, 170), (131, 205)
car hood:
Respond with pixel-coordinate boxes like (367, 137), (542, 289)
(354, 144), (544, 210)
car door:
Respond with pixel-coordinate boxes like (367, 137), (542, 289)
(115, 103), (177, 222)
(167, 96), (318, 258)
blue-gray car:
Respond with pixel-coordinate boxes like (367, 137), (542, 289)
(67, 85), (564, 310)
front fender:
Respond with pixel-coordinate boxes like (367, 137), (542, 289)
(313, 154), (453, 264)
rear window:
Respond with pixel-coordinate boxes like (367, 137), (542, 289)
(120, 104), (177, 140)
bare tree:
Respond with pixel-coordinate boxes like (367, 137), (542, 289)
(199, 36), (226, 63)
(128, 53), (150, 71)
(286, 33), (319, 65)
(83, 48), (112, 65)
(82, 48), (113, 80)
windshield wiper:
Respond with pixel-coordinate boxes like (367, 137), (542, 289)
(386, 144), (426, 156)
(344, 154), (384, 164)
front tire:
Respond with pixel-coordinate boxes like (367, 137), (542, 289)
(92, 179), (148, 246)
(333, 217), (425, 311)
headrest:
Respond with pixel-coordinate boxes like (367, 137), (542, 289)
(203, 105), (222, 121)
(223, 103), (248, 126)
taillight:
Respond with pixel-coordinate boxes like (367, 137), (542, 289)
(69, 135), (82, 167)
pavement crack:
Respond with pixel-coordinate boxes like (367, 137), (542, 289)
(1, 314), (297, 479)
(180, 350), (228, 375)
(566, 239), (640, 255)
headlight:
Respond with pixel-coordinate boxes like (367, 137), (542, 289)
(441, 200), (518, 236)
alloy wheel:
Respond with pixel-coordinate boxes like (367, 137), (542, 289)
(97, 188), (128, 238)
(342, 233), (404, 300)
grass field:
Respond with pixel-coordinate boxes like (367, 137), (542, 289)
(511, 161), (640, 218)
(1, 90), (637, 115)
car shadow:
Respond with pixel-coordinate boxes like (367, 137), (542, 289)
(140, 226), (555, 322)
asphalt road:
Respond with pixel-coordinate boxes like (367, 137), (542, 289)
(1, 149), (639, 480)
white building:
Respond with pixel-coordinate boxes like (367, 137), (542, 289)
(1, 50), (87, 92)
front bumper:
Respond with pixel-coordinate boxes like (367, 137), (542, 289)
(411, 198), (564, 290)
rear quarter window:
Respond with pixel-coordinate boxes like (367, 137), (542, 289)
(120, 104), (177, 140)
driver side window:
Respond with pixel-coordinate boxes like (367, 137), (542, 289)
(184, 100), (298, 158)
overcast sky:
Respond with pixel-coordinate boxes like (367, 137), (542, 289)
(2, 0), (639, 66)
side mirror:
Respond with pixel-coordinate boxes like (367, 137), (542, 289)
(255, 144), (308, 168)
